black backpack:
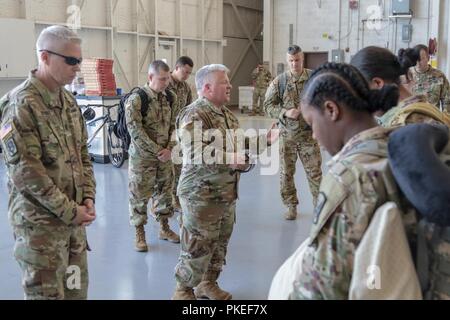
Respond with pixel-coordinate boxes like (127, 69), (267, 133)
(388, 123), (450, 299)
(115, 87), (174, 151)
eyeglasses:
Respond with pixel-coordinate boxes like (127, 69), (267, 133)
(39, 50), (83, 66)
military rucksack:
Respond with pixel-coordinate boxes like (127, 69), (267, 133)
(388, 123), (450, 300)
(115, 87), (174, 151)
(390, 102), (450, 128)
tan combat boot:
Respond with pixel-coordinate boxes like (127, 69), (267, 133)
(172, 285), (196, 300)
(284, 206), (298, 220)
(159, 218), (180, 243)
(135, 225), (148, 252)
(195, 281), (232, 300)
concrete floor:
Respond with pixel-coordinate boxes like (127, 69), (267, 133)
(0, 115), (328, 300)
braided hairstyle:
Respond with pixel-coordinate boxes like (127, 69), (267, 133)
(350, 46), (417, 84)
(301, 62), (399, 114)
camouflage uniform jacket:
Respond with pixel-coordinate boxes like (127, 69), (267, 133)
(264, 69), (312, 138)
(410, 66), (450, 112)
(176, 97), (267, 203)
(0, 70), (96, 227)
(291, 126), (408, 300)
(378, 95), (446, 128)
(125, 83), (179, 159)
(251, 68), (272, 89)
(168, 73), (193, 114)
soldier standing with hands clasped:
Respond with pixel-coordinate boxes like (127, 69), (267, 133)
(0, 25), (96, 300)
(264, 45), (322, 220)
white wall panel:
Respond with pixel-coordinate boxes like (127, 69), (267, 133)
(268, 0), (449, 77)
(181, 0), (202, 38)
(0, 0), (22, 18)
(138, 37), (155, 84)
(115, 34), (138, 89)
(204, 0), (222, 39)
(157, 0), (178, 36)
(80, 0), (109, 27)
(27, 0), (68, 21)
(137, 0), (155, 34)
(0, 0), (224, 96)
(114, 0), (137, 32)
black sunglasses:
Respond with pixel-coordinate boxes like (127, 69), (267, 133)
(40, 50), (82, 66)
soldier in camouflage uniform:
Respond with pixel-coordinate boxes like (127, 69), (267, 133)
(172, 64), (279, 300)
(409, 45), (450, 112)
(290, 63), (406, 299)
(264, 45), (322, 220)
(168, 56), (194, 214)
(250, 62), (272, 116)
(350, 46), (449, 128)
(351, 47), (450, 300)
(387, 124), (450, 300)
(0, 26), (96, 299)
(126, 60), (180, 252)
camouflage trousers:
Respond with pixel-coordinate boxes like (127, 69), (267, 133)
(13, 223), (88, 300)
(129, 156), (174, 227)
(172, 163), (182, 207)
(417, 221), (450, 300)
(252, 88), (267, 114)
(175, 198), (236, 288)
(280, 133), (322, 208)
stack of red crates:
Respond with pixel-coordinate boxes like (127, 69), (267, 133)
(81, 58), (117, 96)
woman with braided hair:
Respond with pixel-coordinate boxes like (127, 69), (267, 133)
(350, 46), (448, 127)
(284, 62), (422, 299)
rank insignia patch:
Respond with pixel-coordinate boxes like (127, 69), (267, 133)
(5, 137), (18, 157)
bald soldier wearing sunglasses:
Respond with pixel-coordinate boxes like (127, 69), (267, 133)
(0, 26), (96, 299)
